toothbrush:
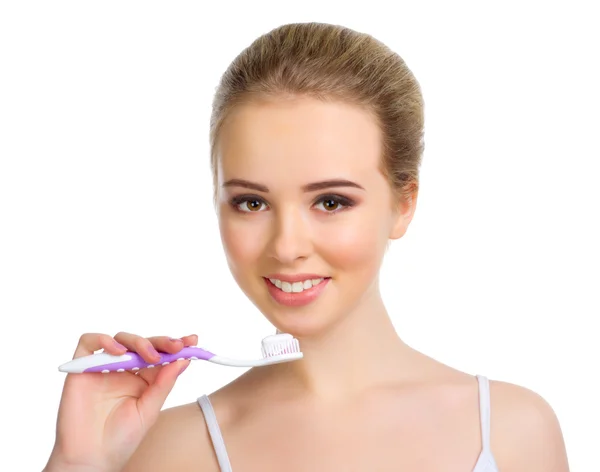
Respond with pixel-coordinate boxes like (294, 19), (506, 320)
(58, 333), (302, 373)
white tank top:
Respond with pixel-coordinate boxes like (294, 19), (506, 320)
(197, 374), (499, 471)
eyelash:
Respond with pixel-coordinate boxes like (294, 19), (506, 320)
(229, 194), (356, 215)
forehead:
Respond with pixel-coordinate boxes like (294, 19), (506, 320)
(216, 97), (383, 184)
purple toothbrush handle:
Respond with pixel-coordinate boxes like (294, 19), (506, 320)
(84, 346), (216, 373)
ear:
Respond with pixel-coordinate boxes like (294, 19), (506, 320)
(389, 190), (418, 240)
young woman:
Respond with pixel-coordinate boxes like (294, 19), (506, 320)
(44, 22), (569, 472)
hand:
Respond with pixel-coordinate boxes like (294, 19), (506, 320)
(45, 332), (197, 472)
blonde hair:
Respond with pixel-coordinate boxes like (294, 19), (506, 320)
(209, 22), (424, 205)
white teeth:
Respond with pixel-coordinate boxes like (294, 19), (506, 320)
(292, 282), (303, 292)
(268, 277), (325, 293)
(269, 278), (283, 288)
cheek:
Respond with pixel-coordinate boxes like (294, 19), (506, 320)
(219, 215), (265, 270)
(316, 209), (388, 273)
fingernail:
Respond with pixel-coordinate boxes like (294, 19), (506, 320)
(114, 341), (126, 351)
(148, 345), (160, 357)
(169, 337), (182, 343)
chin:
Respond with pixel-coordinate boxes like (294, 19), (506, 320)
(257, 300), (343, 340)
(273, 319), (331, 339)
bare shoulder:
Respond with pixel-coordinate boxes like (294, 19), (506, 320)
(122, 400), (220, 472)
(489, 379), (570, 471)
(122, 369), (261, 471)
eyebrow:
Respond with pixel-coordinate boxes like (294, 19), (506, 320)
(222, 178), (365, 193)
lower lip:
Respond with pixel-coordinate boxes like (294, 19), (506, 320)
(264, 277), (330, 307)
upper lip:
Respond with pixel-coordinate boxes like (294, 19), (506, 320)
(264, 273), (329, 283)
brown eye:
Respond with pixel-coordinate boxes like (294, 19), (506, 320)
(229, 195), (268, 213)
(314, 195), (354, 213)
(322, 199), (339, 211)
(243, 200), (264, 212)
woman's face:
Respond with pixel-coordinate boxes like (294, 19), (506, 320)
(216, 96), (415, 336)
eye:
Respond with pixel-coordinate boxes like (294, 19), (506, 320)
(230, 195), (268, 213)
(313, 194), (355, 213)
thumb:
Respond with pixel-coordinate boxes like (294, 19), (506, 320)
(136, 360), (190, 426)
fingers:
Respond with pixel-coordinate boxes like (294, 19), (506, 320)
(73, 333), (127, 359)
(113, 332), (162, 365)
(113, 332), (198, 365)
(136, 359), (191, 426)
(181, 334), (198, 347)
(145, 336), (186, 354)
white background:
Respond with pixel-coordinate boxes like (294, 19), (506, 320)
(1, 1), (598, 470)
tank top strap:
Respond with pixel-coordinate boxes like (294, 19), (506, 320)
(476, 374), (491, 450)
(197, 395), (233, 472)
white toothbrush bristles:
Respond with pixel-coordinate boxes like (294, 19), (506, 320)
(261, 333), (301, 358)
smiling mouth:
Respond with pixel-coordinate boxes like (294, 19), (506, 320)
(265, 277), (330, 293)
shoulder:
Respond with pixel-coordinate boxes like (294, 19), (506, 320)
(122, 399), (220, 472)
(122, 376), (249, 472)
(489, 379), (570, 471)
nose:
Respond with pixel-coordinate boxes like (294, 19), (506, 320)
(267, 206), (312, 264)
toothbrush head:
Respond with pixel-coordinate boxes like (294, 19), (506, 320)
(260, 333), (303, 364)
(205, 333), (303, 367)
